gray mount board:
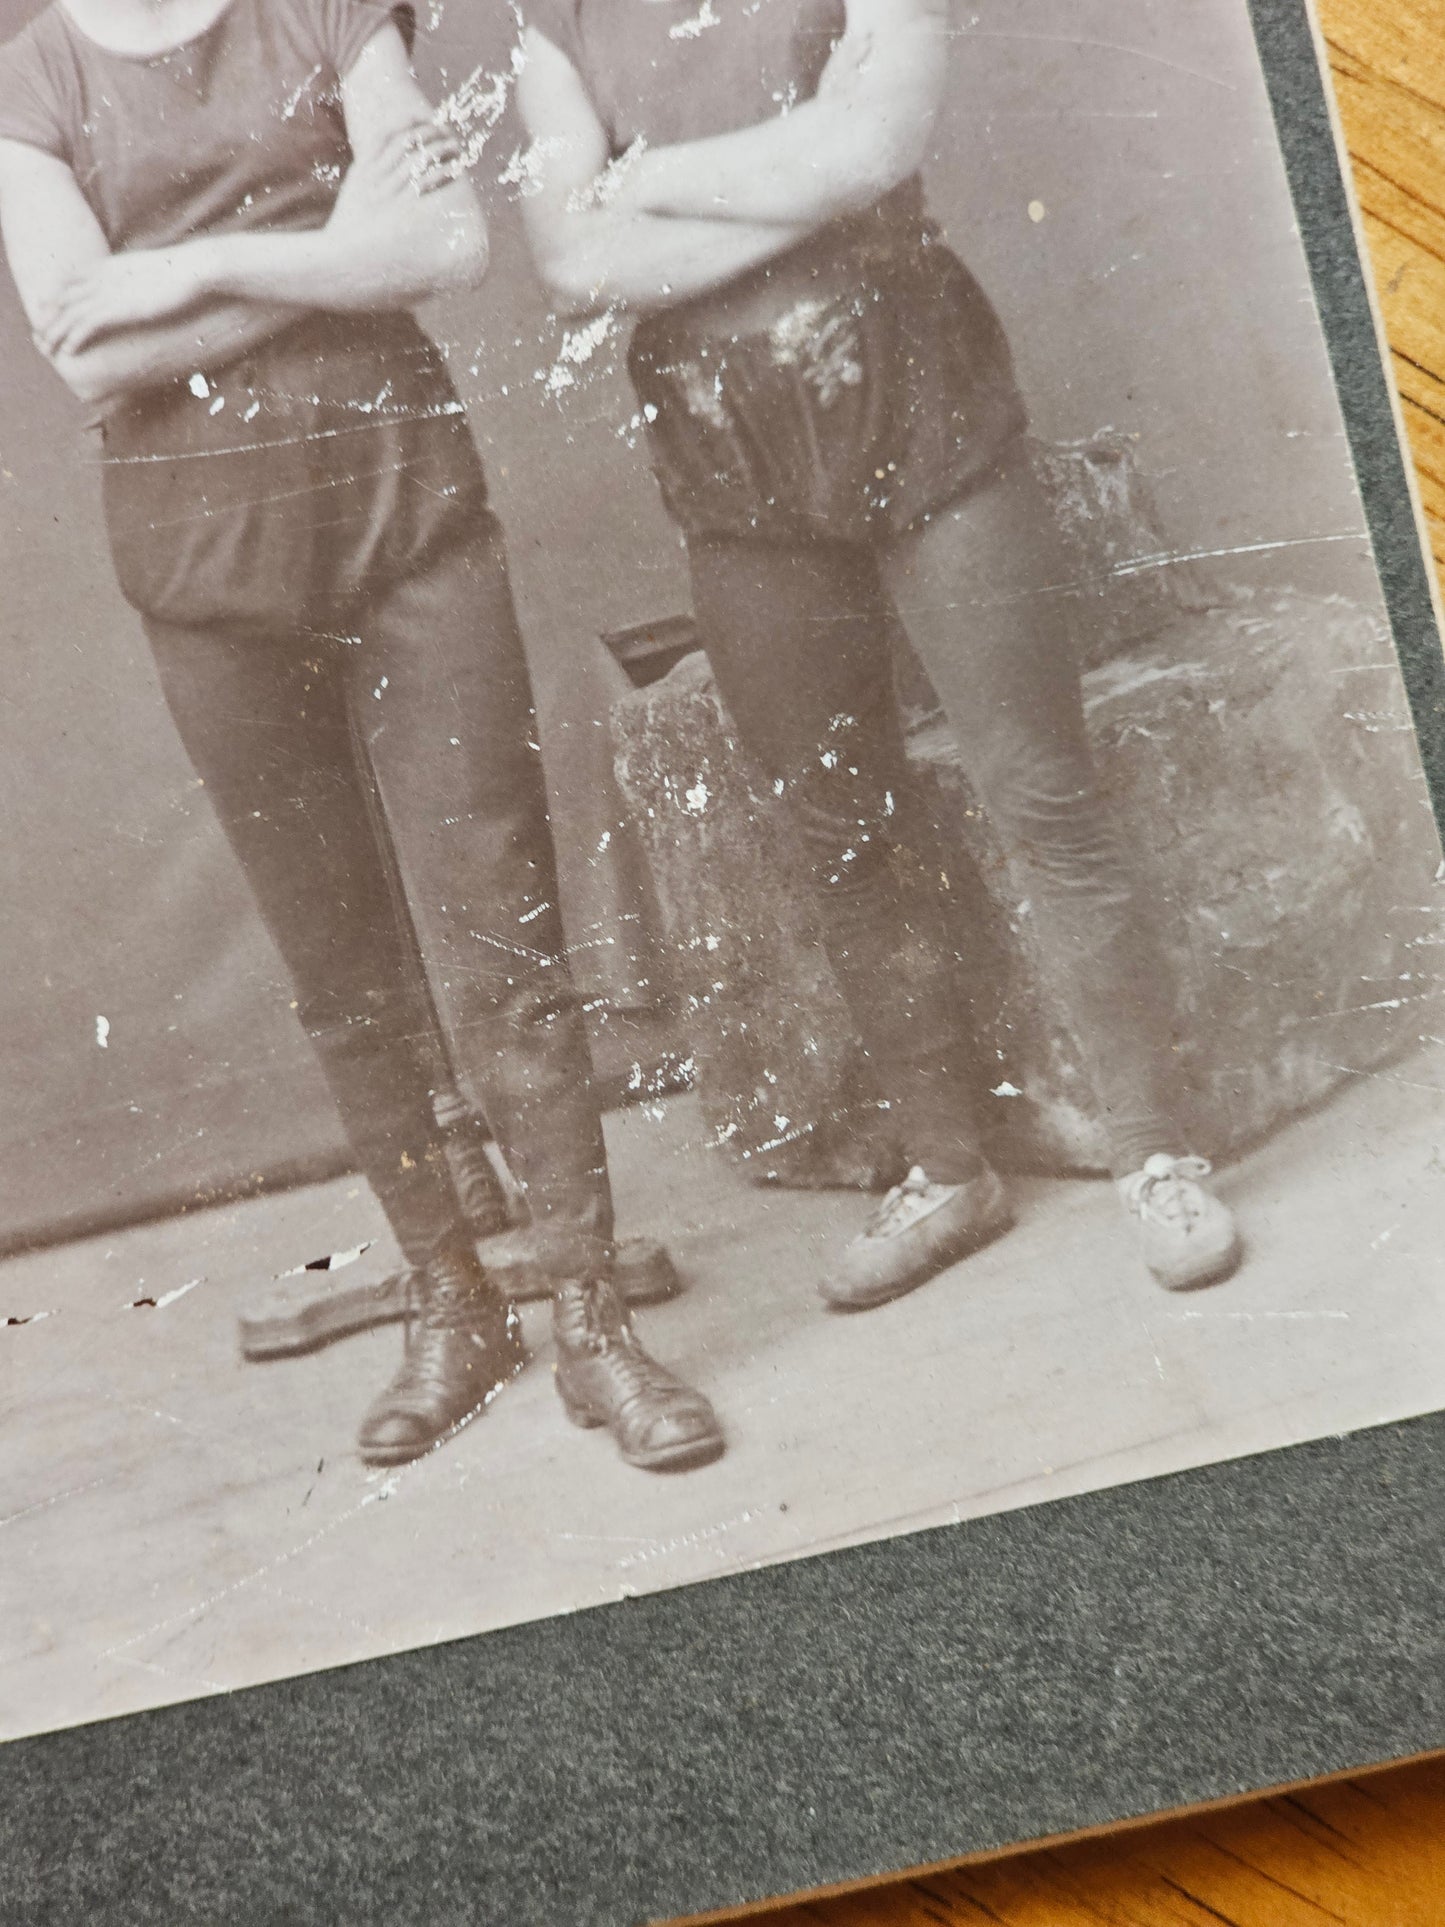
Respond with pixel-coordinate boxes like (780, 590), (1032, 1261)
(3, 2), (1444, 1923)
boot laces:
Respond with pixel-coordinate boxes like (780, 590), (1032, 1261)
(1121, 1154), (1214, 1229)
(377, 1280), (457, 1407)
(443, 1133), (510, 1235)
(413, 1252), (480, 1331)
(863, 1165), (953, 1240)
(578, 1290), (678, 1410)
(404, 1251), (501, 1339)
(393, 1314), (464, 1403)
(390, 1260), (509, 1401)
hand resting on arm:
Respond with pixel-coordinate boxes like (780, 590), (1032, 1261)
(0, 24), (485, 409)
(515, 26), (812, 320)
(0, 136), (306, 409)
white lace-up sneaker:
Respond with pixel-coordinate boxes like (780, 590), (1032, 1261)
(822, 1163), (1014, 1312)
(1118, 1153), (1241, 1290)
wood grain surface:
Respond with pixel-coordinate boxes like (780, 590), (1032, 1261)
(711, 2), (1445, 1922)
(1323, 0), (1445, 578)
(761, 1756), (1445, 1925)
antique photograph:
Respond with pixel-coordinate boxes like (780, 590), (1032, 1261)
(1, 0), (1442, 1746)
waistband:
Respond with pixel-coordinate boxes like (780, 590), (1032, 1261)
(631, 190), (939, 364)
(98, 309), (452, 439)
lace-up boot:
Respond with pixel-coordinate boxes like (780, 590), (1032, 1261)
(439, 1108), (513, 1240)
(1118, 1154), (1241, 1290)
(552, 1279), (724, 1473)
(358, 1243), (524, 1466)
(822, 1163), (1013, 1311)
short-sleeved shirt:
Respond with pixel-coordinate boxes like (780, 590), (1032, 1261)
(0, 0), (413, 251)
(0, 1), (492, 625)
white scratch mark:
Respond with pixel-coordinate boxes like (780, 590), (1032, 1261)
(0, 1474), (117, 1530)
(956, 25), (1235, 91)
(1138, 1316), (1168, 1383)
(669, 0), (720, 38)
(617, 1507), (759, 1570)
(1178, 1309), (1350, 1322)
(279, 62), (323, 119)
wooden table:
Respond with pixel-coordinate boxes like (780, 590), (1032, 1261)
(752, 1756), (1445, 1924)
(1325, 0), (1445, 589)
(712, 3), (1445, 1921)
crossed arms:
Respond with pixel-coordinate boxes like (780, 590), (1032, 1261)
(0, 23), (485, 409)
(0, 0), (951, 406)
(515, 0), (949, 317)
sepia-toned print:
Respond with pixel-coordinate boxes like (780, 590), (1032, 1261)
(1, 0), (1441, 1745)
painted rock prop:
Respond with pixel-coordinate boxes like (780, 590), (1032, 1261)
(611, 588), (1441, 1184)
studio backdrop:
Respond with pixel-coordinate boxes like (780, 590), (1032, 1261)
(0, 0), (1383, 1252)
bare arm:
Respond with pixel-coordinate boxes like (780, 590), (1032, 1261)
(26, 25), (487, 373)
(616, 0), (948, 228)
(187, 25), (488, 311)
(0, 137), (304, 410)
(515, 28), (811, 319)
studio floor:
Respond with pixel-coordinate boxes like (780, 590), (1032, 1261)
(4, 1044), (1444, 1747)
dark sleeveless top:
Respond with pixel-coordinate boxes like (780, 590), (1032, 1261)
(523, 0), (1028, 543)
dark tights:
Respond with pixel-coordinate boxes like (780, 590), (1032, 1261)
(145, 512), (613, 1274)
(686, 445), (1182, 1181)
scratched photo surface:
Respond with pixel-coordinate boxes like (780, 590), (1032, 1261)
(2, 0), (1443, 1745)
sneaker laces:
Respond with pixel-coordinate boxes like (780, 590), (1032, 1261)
(861, 1165), (954, 1241)
(1119, 1154), (1214, 1229)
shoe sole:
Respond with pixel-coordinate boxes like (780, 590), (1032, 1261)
(357, 1346), (527, 1467)
(1150, 1235), (1245, 1293)
(559, 1388), (725, 1473)
(819, 1204), (1016, 1313)
(358, 1398), (489, 1468)
(625, 1434), (726, 1473)
(241, 1239), (681, 1360)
